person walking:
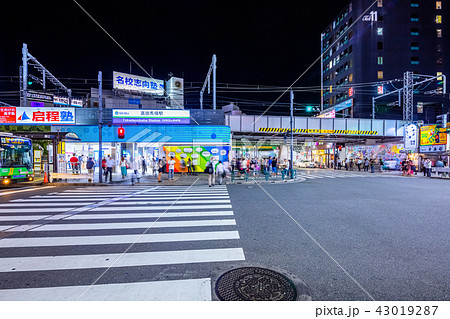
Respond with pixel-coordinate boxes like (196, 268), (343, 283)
(101, 157), (107, 177)
(206, 159), (215, 187)
(180, 157), (187, 176)
(157, 159), (163, 182)
(70, 154), (79, 173)
(86, 157), (95, 183)
(167, 156), (176, 180)
(349, 159), (354, 171)
(152, 158), (158, 177)
(142, 157), (147, 175)
(271, 157), (278, 176)
(344, 158), (348, 171)
(337, 158), (342, 170)
(364, 158), (369, 172)
(216, 160), (225, 185)
(370, 159), (375, 173)
(120, 156), (128, 179)
(187, 158), (192, 175)
(357, 158), (362, 171)
(106, 155), (114, 182)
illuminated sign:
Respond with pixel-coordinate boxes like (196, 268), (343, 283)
(362, 11), (378, 22)
(377, 85), (384, 95)
(112, 109), (190, 125)
(113, 71), (164, 95)
(404, 124), (418, 150)
(348, 87), (354, 97)
(420, 125), (447, 146)
(259, 128), (377, 135)
(317, 110), (336, 118)
(26, 91), (54, 103)
(16, 107), (75, 124)
(0, 107), (16, 123)
(53, 96), (83, 107)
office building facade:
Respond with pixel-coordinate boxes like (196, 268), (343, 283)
(321, 0), (449, 121)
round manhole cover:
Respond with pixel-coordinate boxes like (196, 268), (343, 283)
(215, 267), (297, 301)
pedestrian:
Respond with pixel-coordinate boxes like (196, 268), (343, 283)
(401, 159), (407, 176)
(106, 155), (114, 182)
(216, 160), (225, 185)
(157, 159), (163, 182)
(101, 157), (107, 177)
(271, 157), (278, 176)
(180, 157), (187, 176)
(357, 158), (362, 171)
(142, 157), (147, 175)
(337, 158), (341, 170)
(192, 157), (198, 176)
(378, 159), (384, 172)
(120, 156), (128, 179)
(370, 159), (375, 173)
(86, 157), (95, 183)
(133, 158), (139, 175)
(70, 154), (79, 173)
(205, 159), (215, 187)
(241, 158), (247, 175)
(364, 158), (369, 172)
(349, 159), (354, 171)
(187, 158), (193, 175)
(167, 156), (176, 180)
(344, 158), (348, 171)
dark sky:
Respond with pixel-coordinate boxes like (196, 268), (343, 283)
(1, 0), (350, 113)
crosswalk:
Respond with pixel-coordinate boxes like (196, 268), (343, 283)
(0, 185), (244, 301)
(295, 169), (393, 181)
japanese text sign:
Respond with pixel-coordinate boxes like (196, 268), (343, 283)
(113, 71), (164, 95)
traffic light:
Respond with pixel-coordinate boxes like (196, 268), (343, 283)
(306, 106), (313, 112)
(436, 114), (447, 128)
(118, 126), (125, 139)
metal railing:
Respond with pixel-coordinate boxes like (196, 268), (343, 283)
(230, 169), (297, 182)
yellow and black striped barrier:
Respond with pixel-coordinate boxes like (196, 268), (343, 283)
(258, 128), (378, 135)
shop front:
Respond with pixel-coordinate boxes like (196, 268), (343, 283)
(52, 125), (231, 173)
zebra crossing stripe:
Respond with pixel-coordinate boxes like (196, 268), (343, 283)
(0, 247), (245, 272)
(92, 204), (233, 211)
(68, 211), (234, 219)
(6, 219), (236, 232)
(0, 230), (240, 248)
(0, 278), (212, 301)
(106, 199), (231, 206)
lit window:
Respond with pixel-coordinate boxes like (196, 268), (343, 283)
(377, 27), (383, 35)
(378, 57), (383, 65)
(437, 72), (443, 80)
(411, 3), (419, 8)
(349, 74), (353, 82)
(377, 0), (383, 7)
(437, 29), (442, 37)
(436, 15), (442, 23)
(436, 1), (442, 9)
(378, 71), (384, 79)
(411, 42), (419, 50)
(411, 57), (419, 65)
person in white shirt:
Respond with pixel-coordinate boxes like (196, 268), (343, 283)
(106, 156), (114, 182)
(167, 156), (176, 180)
(216, 160), (225, 185)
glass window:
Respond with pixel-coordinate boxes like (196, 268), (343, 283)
(436, 1), (442, 9)
(436, 15), (442, 24)
(349, 73), (353, 82)
(378, 71), (383, 79)
(437, 72), (443, 80)
(437, 57), (443, 66)
(377, 27), (383, 35)
(377, 42), (383, 50)
(378, 56), (383, 65)
(411, 57), (419, 65)
(411, 28), (419, 36)
(437, 29), (442, 37)
(377, 0), (383, 7)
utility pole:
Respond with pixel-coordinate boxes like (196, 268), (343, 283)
(320, 33), (324, 112)
(403, 71), (414, 122)
(200, 54), (217, 110)
(98, 71), (103, 183)
(290, 89), (294, 178)
(22, 44), (28, 107)
(212, 54), (217, 110)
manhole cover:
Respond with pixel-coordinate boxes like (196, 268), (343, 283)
(215, 267), (297, 301)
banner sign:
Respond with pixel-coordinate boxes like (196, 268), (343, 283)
(259, 128), (378, 135)
(420, 125), (447, 146)
(404, 124), (418, 150)
(15, 107), (75, 124)
(113, 71), (164, 95)
(317, 110), (336, 118)
(112, 109), (190, 125)
(53, 96), (83, 107)
(0, 107), (16, 123)
(26, 91), (54, 103)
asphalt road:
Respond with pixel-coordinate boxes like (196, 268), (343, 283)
(0, 171), (448, 301)
(228, 172), (450, 301)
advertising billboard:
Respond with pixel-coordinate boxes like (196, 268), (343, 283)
(113, 71), (164, 95)
(163, 145), (230, 172)
(419, 125), (447, 153)
(0, 107), (16, 123)
(112, 109), (190, 125)
(15, 107), (75, 125)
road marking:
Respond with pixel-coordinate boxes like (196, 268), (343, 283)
(29, 194), (229, 200)
(6, 219), (236, 232)
(0, 215), (51, 221)
(67, 211), (234, 219)
(106, 199), (231, 205)
(0, 207), (74, 213)
(0, 247), (245, 272)
(0, 202), (97, 207)
(92, 204), (233, 211)
(0, 230), (240, 248)
(0, 186), (55, 197)
(0, 278), (212, 301)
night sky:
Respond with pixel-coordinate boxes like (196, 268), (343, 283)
(1, 0), (350, 113)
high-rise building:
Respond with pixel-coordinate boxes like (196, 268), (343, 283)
(321, 0), (449, 121)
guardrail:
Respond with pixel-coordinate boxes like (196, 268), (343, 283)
(230, 169), (297, 182)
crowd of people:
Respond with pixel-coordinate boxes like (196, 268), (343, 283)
(333, 157), (382, 173)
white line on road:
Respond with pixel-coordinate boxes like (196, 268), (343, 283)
(0, 186), (55, 197)
(0, 247), (245, 272)
(67, 211), (234, 219)
(106, 199), (231, 205)
(92, 204), (233, 211)
(6, 219), (236, 232)
(0, 230), (240, 248)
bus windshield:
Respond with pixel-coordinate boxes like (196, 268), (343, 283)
(0, 142), (33, 170)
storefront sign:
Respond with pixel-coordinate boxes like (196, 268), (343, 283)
(112, 109), (190, 125)
(113, 71), (164, 95)
(53, 96), (83, 107)
(419, 145), (446, 153)
(404, 124), (418, 150)
(16, 107), (75, 124)
(259, 128), (377, 135)
(420, 125), (447, 146)
(0, 107), (16, 123)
